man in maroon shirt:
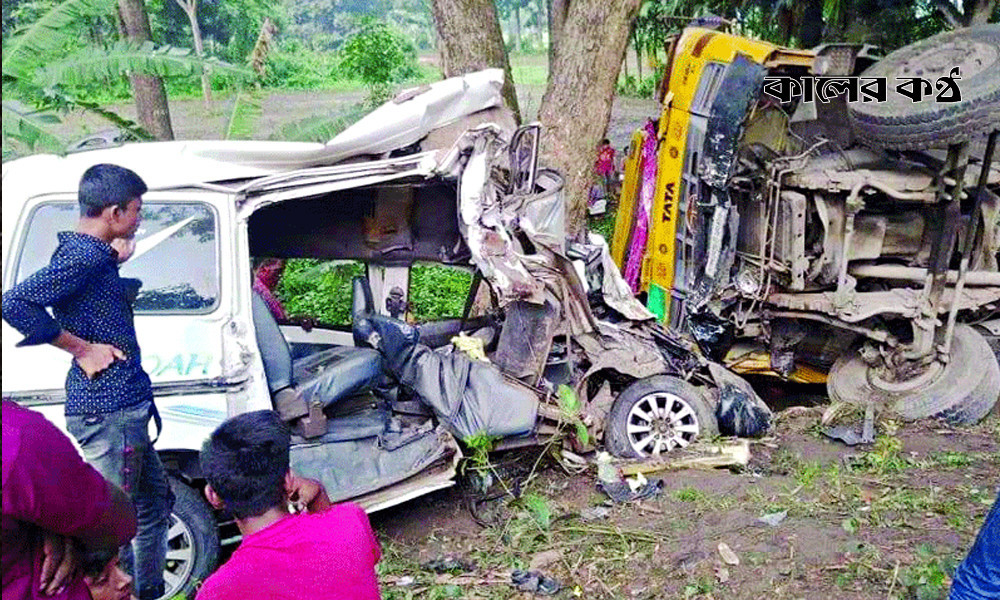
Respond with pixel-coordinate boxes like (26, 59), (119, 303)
(196, 411), (381, 600)
(2, 401), (137, 600)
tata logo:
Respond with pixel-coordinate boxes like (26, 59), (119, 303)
(661, 183), (676, 222)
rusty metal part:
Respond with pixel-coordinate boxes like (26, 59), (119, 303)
(848, 264), (1000, 286)
(943, 130), (999, 355)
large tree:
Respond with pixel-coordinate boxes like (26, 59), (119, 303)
(430, 0), (639, 236)
(429, 0), (521, 123)
(540, 0), (641, 236)
(118, 0), (174, 140)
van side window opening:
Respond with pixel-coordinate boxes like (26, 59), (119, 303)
(14, 202), (220, 313)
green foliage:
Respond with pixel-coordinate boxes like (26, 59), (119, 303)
(616, 74), (658, 98)
(408, 264), (472, 322)
(36, 41), (251, 89)
(898, 545), (960, 600)
(851, 428), (909, 474)
(224, 89), (262, 140)
(523, 493), (553, 530)
(338, 17), (419, 88)
(275, 259), (364, 325)
(556, 384), (589, 446)
(263, 40), (342, 89)
(463, 432), (499, 471)
(673, 486), (707, 503)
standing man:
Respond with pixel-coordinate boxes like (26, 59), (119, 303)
(2, 163), (173, 600)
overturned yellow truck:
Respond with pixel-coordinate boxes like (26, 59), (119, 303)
(612, 25), (1000, 423)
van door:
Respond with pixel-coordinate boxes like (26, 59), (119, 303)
(1, 190), (240, 449)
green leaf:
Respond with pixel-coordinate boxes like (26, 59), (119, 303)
(574, 422), (590, 446)
(36, 41), (252, 89)
(5, 0), (118, 75)
(1, 102), (68, 155)
(524, 494), (552, 530)
(224, 88), (262, 140)
(841, 517), (860, 535)
(557, 384), (579, 415)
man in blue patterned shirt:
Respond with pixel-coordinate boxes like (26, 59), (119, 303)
(2, 164), (173, 600)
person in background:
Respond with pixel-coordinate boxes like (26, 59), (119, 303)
(196, 411), (381, 600)
(949, 490), (1000, 600)
(594, 138), (617, 200)
(1, 164), (173, 600)
(2, 400), (137, 600)
(252, 258), (288, 321)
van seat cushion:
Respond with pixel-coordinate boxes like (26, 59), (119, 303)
(294, 347), (383, 409)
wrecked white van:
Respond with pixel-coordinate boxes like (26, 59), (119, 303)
(2, 70), (764, 598)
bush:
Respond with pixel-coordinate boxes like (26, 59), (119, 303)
(616, 74), (658, 98)
(338, 18), (419, 88)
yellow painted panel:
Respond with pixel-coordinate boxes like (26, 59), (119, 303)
(610, 130), (646, 270)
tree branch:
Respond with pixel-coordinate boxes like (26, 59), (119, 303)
(929, 0), (966, 28)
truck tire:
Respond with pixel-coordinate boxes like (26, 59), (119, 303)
(827, 324), (1000, 425)
(162, 478), (219, 599)
(605, 375), (718, 459)
(848, 25), (1000, 150)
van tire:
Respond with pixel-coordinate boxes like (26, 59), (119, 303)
(164, 478), (219, 599)
(848, 25), (1000, 150)
(605, 375), (718, 458)
(827, 325), (1000, 425)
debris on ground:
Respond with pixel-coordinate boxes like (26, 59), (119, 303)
(528, 549), (564, 571)
(579, 505), (611, 521)
(822, 403), (876, 446)
(757, 510), (788, 527)
(511, 569), (562, 595)
(717, 542), (740, 566)
(421, 556), (476, 574)
(619, 440), (751, 476)
(598, 478), (664, 503)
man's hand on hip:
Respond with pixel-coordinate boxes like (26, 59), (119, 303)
(75, 342), (126, 379)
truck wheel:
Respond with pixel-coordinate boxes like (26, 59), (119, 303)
(827, 325), (1000, 425)
(848, 25), (1000, 150)
(605, 375), (718, 458)
(162, 478), (220, 599)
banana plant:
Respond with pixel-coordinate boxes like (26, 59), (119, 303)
(2, 0), (251, 158)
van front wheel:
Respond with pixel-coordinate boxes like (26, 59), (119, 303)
(604, 375), (718, 459)
(161, 477), (220, 600)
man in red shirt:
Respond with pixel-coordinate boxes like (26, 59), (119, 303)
(2, 401), (137, 600)
(196, 411), (381, 600)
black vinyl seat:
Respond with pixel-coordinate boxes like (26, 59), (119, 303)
(251, 285), (382, 413)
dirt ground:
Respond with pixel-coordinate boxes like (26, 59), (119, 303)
(371, 409), (999, 600)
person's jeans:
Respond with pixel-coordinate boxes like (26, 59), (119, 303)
(950, 489), (1000, 600)
(67, 400), (175, 600)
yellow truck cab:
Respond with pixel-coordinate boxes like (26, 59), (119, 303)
(613, 25), (1000, 423)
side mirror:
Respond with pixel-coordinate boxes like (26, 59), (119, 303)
(509, 123), (540, 195)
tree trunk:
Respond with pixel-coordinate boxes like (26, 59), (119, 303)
(538, 0), (641, 237)
(635, 44), (642, 81)
(548, 0), (568, 69)
(174, 0), (211, 104)
(430, 0), (521, 123)
(536, 0), (547, 50)
(514, 4), (521, 51)
(118, 0), (174, 140)
(963, 0), (996, 25)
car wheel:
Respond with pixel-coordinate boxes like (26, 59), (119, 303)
(604, 375), (718, 459)
(827, 324), (1000, 425)
(847, 25), (1000, 150)
(161, 478), (219, 600)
